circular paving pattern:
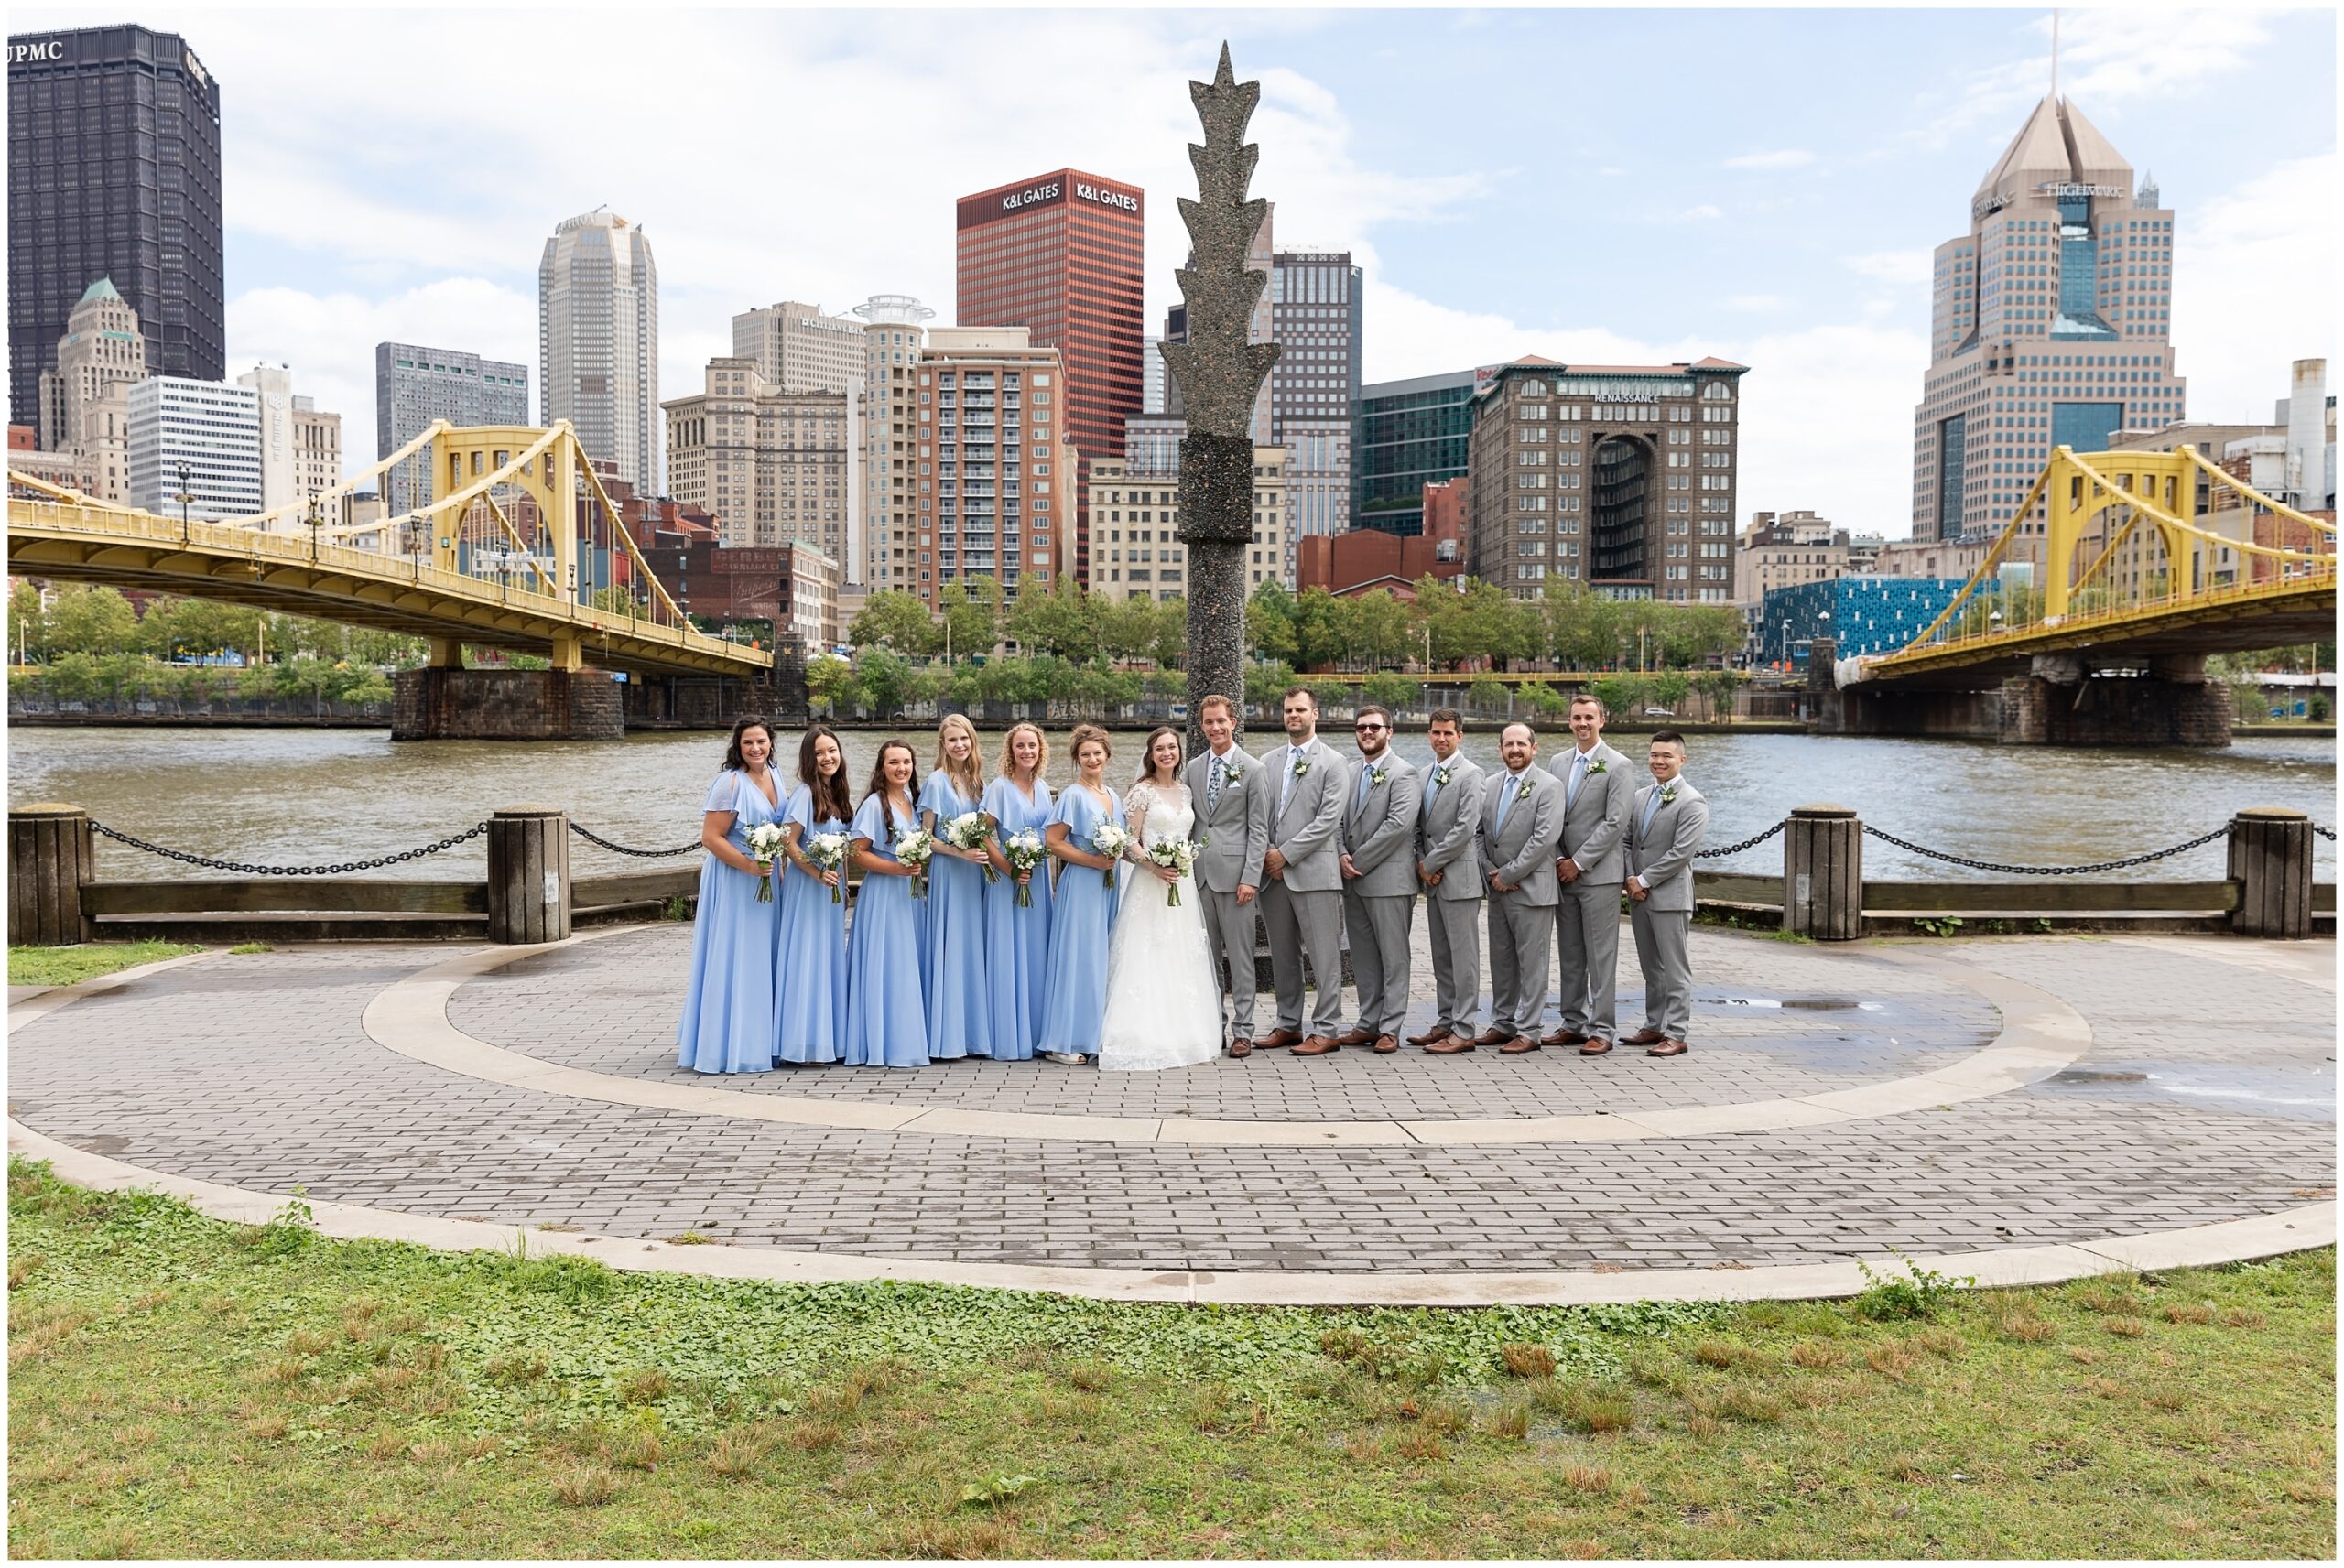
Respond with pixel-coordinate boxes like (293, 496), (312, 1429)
(6, 928), (2334, 1303)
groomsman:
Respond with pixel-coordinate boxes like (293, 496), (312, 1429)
(1185, 693), (1271, 1058)
(1624, 730), (1709, 1058)
(1326, 703), (1419, 1055)
(1475, 722), (1563, 1051)
(1415, 708), (1488, 1055)
(1540, 693), (1635, 1055)
(1254, 687), (1351, 1053)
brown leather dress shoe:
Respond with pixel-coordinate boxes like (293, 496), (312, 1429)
(1424, 1033), (1474, 1054)
(1472, 1027), (1516, 1047)
(1647, 1038), (1689, 1057)
(1405, 1027), (1446, 1046)
(1541, 1027), (1590, 1048)
(1622, 1027), (1666, 1046)
(1227, 1036), (1253, 1059)
(1335, 1027), (1377, 1045)
(1579, 1036), (1614, 1055)
(1253, 1027), (1303, 1050)
(1500, 1035), (1541, 1054)
(1373, 1033), (1399, 1054)
(1293, 1034), (1340, 1056)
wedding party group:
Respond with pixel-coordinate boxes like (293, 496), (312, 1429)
(672, 687), (1709, 1076)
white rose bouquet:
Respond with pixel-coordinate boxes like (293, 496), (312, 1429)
(806, 831), (852, 904)
(1146, 837), (1199, 907)
(1004, 829), (1047, 908)
(1090, 822), (1132, 890)
(943, 811), (999, 882)
(746, 821), (787, 903)
(894, 827), (936, 900)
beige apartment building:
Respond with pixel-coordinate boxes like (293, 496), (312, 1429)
(852, 295), (932, 594)
(1087, 446), (1290, 603)
(292, 400), (341, 506)
(912, 328), (1075, 610)
(1467, 356), (1746, 602)
(662, 359), (852, 556)
(732, 300), (867, 395)
(1734, 509), (1844, 608)
(36, 276), (145, 503)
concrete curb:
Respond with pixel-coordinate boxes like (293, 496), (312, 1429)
(359, 929), (2091, 1147)
(8, 1116), (2330, 1306)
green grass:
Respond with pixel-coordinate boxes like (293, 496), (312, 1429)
(6, 940), (198, 989)
(6, 1158), (2334, 1558)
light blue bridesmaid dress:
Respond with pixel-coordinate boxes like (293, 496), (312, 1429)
(774, 783), (851, 1065)
(917, 770), (995, 1061)
(1036, 783), (1123, 1060)
(676, 768), (784, 1075)
(981, 773), (1055, 1063)
(842, 791), (930, 1068)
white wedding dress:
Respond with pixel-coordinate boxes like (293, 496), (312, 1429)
(1098, 782), (1224, 1072)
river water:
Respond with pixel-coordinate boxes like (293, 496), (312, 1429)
(9, 726), (2335, 885)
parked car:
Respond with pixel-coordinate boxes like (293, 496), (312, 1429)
(1643, 706), (1675, 718)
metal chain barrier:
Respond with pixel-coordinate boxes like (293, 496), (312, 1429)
(1860, 822), (2229, 877)
(1696, 820), (1786, 860)
(2314, 824), (2337, 842)
(569, 821), (700, 859)
(89, 818), (489, 877)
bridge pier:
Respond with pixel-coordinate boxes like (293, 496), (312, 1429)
(391, 666), (625, 741)
(1998, 662), (2231, 747)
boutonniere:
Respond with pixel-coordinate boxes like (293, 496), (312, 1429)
(1587, 759), (1609, 776)
(1368, 763), (1390, 787)
(1660, 784), (1680, 806)
(1222, 759), (1245, 782)
(1290, 755), (1312, 779)
(1432, 762), (1454, 789)
(1514, 777), (1534, 803)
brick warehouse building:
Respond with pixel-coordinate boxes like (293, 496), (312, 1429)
(955, 168), (1145, 586)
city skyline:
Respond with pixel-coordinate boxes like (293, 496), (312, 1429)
(10, 5), (2331, 540)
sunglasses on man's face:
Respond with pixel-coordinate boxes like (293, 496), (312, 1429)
(1354, 722), (1387, 732)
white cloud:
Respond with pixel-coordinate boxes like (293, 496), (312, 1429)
(2173, 151), (2338, 423)
(1844, 250), (1935, 287)
(1728, 295), (1786, 312)
(1672, 204), (1725, 222)
(1724, 149), (1816, 171)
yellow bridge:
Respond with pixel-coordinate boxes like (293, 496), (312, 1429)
(1854, 444), (2335, 688)
(6, 422), (771, 680)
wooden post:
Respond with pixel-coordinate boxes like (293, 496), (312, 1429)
(8, 803), (94, 946)
(1784, 805), (1862, 941)
(2228, 807), (2312, 939)
(487, 807), (571, 945)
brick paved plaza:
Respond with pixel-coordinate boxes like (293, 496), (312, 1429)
(7, 923), (2333, 1292)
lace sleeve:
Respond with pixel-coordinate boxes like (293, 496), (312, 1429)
(1125, 781), (1156, 855)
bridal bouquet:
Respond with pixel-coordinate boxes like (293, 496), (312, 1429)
(806, 831), (852, 904)
(943, 811), (1000, 882)
(746, 822), (787, 903)
(894, 827), (936, 900)
(1090, 822), (1132, 890)
(1004, 829), (1047, 908)
(1146, 837), (1199, 907)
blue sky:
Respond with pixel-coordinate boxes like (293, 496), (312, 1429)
(21, 4), (2336, 535)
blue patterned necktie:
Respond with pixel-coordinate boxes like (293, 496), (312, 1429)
(1207, 752), (1224, 816)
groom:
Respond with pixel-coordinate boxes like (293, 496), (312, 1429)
(1185, 693), (1271, 1058)
(1253, 686), (1350, 1054)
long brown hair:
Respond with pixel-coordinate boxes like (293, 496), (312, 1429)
(798, 725), (853, 825)
(1134, 724), (1183, 786)
(862, 739), (917, 829)
(721, 715), (775, 773)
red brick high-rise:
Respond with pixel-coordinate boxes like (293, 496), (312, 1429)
(955, 168), (1145, 587)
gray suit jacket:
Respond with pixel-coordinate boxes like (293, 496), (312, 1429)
(1548, 739), (1635, 883)
(1626, 779), (1710, 913)
(1416, 755), (1486, 902)
(1266, 735), (1349, 894)
(1340, 751), (1421, 898)
(1477, 767), (1564, 907)
(1183, 744), (1268, 893)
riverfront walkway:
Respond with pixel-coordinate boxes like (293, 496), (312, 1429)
(7, 923), (2333, 1303)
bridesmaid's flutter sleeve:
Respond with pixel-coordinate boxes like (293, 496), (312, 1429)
(850, 794), (884, 845)
(784, 784), (814, 835)
(703, 772), (740, 814)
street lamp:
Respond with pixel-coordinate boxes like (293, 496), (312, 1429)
(305, 496), (324, 564)
(173, 459), (194, 546)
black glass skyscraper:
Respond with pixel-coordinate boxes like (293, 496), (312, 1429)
(7, 24), (223, 427)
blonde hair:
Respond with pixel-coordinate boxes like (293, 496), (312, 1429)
(994, 720), (1050, 783)
(933, 713), (984, 802)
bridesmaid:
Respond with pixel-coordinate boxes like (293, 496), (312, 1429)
(1036, 723), (1123, 1067)
(917, 714), (994, 1061)
(775, 725), (853, 1066)
(676, 716), (785, 1075)
(981, 722), (1054, 1063)
(842, 739), (929, 1068)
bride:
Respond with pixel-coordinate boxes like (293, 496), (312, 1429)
(1098, 726), (1224, 1072)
